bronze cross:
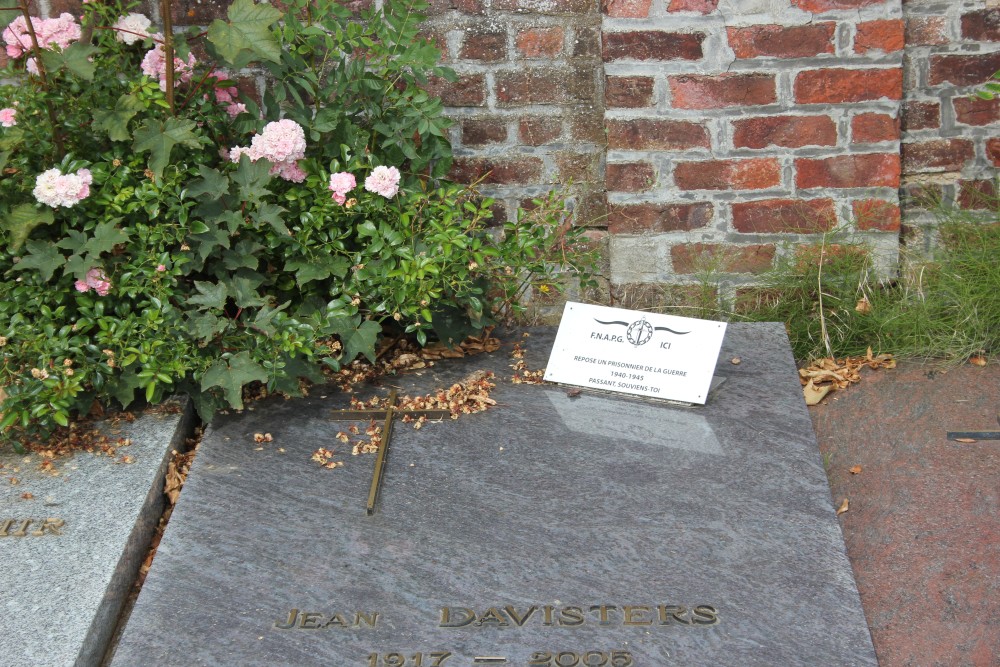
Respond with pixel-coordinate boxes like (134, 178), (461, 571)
(330, 389), (450, 515)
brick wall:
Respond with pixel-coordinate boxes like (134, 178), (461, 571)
(20, 0), (1000, 312)
(901, 0), (1000, 251)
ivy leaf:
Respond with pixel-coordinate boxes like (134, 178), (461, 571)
(189, 220), (231, 263)
(329, 315), (381, 363)
(83, 220), (128, 256)
(225, 274), (266, 308)
(94, 93), (143, 142)
(270, 353), (323, 396)
(231, 155), (272, 201)
(187, 166), (229, 199)
(201, 352), (268, 410)
(40, 42), (98, 80)
(284, 254), (349, 286)
(208, 0), (282, 65)
(189, 281), (228, 310)
(249, 301), (289, 336)
(186, 311), (228, 342)
(2, 204), (54, 251)
(12, 239), (65, 281)
(133, 118), (203, 180)
(222, 239), (262, 270)
(107, 369), (144, 408)
(253, 203), (288, 235)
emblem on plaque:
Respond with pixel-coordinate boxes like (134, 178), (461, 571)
(626, 318), (654, 347)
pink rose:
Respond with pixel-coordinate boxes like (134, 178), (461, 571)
(0, 108), (16, 127)
(364, 165), (401, 199)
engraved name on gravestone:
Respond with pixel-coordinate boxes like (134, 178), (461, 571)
(109, 325), (877, 667)
(543, 303), (726, 405)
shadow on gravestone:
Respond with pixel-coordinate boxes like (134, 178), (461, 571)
(108, 325), (877, 666)
(0, 398), (194, 667)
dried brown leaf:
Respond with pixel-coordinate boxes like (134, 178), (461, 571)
(836, 498), (849, 515)
(849, 465), (862, 475)
(954, 438), (977, 443)
(969, 356), (987, 367)
(803, 380), (832, 406)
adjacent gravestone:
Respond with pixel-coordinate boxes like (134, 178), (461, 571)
(0, 399), (194, 667)
(108, 324), (877, 666)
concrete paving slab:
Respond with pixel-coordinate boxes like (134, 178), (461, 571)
(0, 398), (194, 667)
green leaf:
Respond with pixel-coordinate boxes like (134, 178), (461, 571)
(208, 0), (283, 65)
(270, 353), (324, 396)
(132, 118), (203, 180)
(83, 221), (128, 256)
(284, 254), (349, 286)
(225, 274), (266, 308)
(107, 369), (144, 408)
(253, 203), (288, 235)
(186, 311), (228, 341)
(249, 301), (289, 336)
(2, 204), (54, 251)
(0, 0), (17, 30)
(232, 156), (272, 201)
(39, 42), (98, 80)
(12, 239), (65, 281)
(329, 316), (381, 364)
(94, 93), (143, 141)
(201, 352), (268, 410)
(189, 281), (229, 310)
(187, 166), (230, 199)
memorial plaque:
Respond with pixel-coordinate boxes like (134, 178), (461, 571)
(109, 324), (877, 666)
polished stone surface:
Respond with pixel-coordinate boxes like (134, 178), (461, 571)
(110, 324), (876, 666)
(0, 399), (193, 667)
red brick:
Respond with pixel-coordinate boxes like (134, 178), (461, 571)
(733, 115), (837, 149)
(796, 154), (900, 189)
(426, 75), (487, 107)
(957, 179), (998, 210)
(604, 0), (652, 18)
(459, 30), (506, 62)
(851, 113), (900, 143)
(496, 68), (594, 106)
(461, 119), (508, 146)
(493, 0), (591, 12)
(674, 158), (781, 191)
(732, 199), (837, 233)
(427, 0), (485, 13)
(671, 243), (775, 274)
(855, 19), (904, 54)
(517, 28), (564, 58)
(953, 96), (1000, 126)
(519, 118), (562, 146)
(667, 0), (718, 11)
(905, 17), (948, 46)
(670, 73), (777, 109)
(572, 116), (606, 143)
(556, 151), (600, 182)
(727, 24), (836, 59)
(853, 199), (901, 232)
(605, 76), (655, 108)
(930, 52), (1000, 87)
(901, 101), (941, 131)
(795, 68), (902, 104)
(902, 139), (975, 173)
(47, 0), (82, 14)
(989, 138), (1000, 166)
(448, 157), (545, 185)
(573, 27), (601, 58)
(606, 163), (656, 192)
(608, 202), (712, 233)
(792, 0), (883, 11)
(962, 9), (1000, 42)
(602, 31), (705, 62)
(606, 119), (710, 150)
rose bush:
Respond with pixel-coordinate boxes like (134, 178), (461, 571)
(0, 0), (593, 448)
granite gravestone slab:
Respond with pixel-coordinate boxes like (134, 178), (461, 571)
(0, 399), (193, 667)
(109, 324), (876, 666)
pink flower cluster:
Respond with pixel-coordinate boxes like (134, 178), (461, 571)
(328, 172), (356, 205)
(365, 166), (401, 199)
(230, 119), (307, 182)
(3, 13), (80, 58)
(0, 108), (15, 127)
(207, 71), (246, 118)
(74, 268), (111, 297)
(141, 36), (197, 90)
(33, 167), (92, 208)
